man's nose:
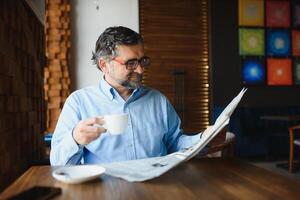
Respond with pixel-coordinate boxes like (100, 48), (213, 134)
(134, 63), (144, 74)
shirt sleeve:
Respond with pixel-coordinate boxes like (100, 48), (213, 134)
(50, 93), (83, 166)
(163, 99), (201, 153)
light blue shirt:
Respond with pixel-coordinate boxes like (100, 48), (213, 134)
(50, 77), (201, 166)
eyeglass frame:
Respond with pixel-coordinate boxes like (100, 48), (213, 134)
(112, 56), (151, 70)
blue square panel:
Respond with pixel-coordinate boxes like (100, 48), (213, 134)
(266, 29), (290, 56)
(242, 58), (265, 84)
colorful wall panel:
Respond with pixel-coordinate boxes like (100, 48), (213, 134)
(239, 28), (264, 55)
(242, 57), (265, 84)
(239, 0), (264, 26)
(239, 0), (300, 86)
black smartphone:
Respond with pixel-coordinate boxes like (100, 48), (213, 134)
(6, 186), (62, 200)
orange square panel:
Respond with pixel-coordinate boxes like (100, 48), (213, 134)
(267, 58), (292, 86)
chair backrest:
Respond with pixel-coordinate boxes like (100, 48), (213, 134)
(208, 126), (227, 146)
(294, 139), (300, 146)
(205, 127), (236, 157)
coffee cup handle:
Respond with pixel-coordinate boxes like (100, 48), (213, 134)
(93, 124), (106, 129)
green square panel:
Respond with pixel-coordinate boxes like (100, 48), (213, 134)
(239, 28), (265, 56)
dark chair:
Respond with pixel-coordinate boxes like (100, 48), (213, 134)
(206, 127), (236, 157)
(288, 125), (300, 172)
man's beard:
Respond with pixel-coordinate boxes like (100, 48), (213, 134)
(117, 72), (143, 89)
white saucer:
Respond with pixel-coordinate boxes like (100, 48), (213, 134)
(52, 165), (105, 184)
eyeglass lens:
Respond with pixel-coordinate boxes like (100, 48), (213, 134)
(126, 56), (150, 69)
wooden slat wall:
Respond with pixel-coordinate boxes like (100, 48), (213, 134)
(44, 0), (71, 133)
(139, 0), (210, 133)
(0, 0), (46, 190)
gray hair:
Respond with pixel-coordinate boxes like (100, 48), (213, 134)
(91, 26), (143, 70)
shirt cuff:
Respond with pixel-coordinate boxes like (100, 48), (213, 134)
(191, 132), (202, 144)
(178, 132), (202, 150)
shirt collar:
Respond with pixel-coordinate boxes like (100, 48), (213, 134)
(99, 76), (115, 100)
(99, 76), (141, 101)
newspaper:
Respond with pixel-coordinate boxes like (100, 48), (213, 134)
(101, 88), (247, 182)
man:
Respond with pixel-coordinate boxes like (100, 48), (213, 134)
(50, 26), (201, 166)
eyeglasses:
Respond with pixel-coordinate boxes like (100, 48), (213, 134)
(112, 56), (151, 70)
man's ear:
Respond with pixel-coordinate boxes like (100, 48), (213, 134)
(99, 58), (108, 73)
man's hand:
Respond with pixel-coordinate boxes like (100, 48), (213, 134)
(73, 117), (106, 145)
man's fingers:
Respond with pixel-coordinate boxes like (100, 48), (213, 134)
(84, 125), (106, 133)
(84, 131), (100, 139)
(83, 117), (98, 126)
(73, 117), (107, 145)
(83, 117), (105, 126)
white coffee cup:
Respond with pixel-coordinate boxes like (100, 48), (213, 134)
(102, 113), (128, 135)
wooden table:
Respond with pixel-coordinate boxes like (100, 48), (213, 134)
(1, 158), (300, 200)
(260, 115), (300, 121)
